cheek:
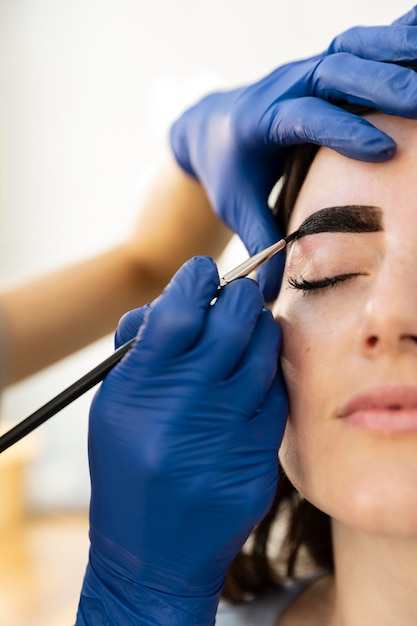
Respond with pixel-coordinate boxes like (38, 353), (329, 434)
(274, 296), (417, 536)
(274, 296), (353, 496)
(274, 287), (359, 408)
(278, 325), (321, 494)
(277, 312), (324, 492)
(276, 298), (337, 416)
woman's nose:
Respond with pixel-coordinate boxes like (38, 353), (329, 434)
(359, 263), (417, 358)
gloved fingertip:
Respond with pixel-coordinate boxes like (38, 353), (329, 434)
(375, 143), (397, 160)
(165, 256), (220, 304)
(128, 257), (220, 360)
(257, 253), (285, 303)
(392, 6), (417, 26)
(363, 132), (397, 161)
(114, 305), (150, 349)
(336, 128), (397, 163)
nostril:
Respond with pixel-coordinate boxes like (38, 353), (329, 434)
(401, 334), (417, 344)
(366, 336), (379, 348)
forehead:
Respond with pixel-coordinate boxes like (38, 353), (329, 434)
(289, 114), (417, 233)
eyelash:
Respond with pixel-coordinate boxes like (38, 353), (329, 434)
(288, 273), (363, 295)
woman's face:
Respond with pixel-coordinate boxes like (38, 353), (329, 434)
(273, 114), (417, 536)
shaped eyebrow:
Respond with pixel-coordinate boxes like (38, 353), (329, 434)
(292, 205), (383, 241)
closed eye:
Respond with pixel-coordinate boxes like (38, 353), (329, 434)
(288, 273), (364, 295)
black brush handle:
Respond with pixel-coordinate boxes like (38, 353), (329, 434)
(0, 337), (136, 453)
(0, 239), (294, 454)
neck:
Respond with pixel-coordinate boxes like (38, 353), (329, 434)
(329, 520), (417, 626)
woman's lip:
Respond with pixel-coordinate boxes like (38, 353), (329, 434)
(338, 386), (417, 433)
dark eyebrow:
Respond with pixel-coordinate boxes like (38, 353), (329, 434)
(290, 205), (383, 242)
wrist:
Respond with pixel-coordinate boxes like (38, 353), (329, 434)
(76, 543), (222, 626)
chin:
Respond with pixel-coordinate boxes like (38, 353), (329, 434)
(329, 487), (417, 539)
(279, 430), (417, 539)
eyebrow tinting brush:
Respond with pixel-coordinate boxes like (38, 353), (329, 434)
(0, 229), (302, 454)
(219, 229), (300, 287)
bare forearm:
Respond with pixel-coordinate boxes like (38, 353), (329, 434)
(0, 158), (232, 384)
(0, 247), (149, 383)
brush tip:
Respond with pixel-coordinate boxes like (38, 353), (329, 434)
(284, 229), (300, 245)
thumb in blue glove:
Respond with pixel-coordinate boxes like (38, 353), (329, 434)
(170, 8), (417, 300)
(76, 256), (287, 626)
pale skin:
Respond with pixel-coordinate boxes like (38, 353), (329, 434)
(273, 113), (417, 625)
(0, 156), (232, 384)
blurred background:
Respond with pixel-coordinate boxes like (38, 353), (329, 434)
(0, 0), (413, 623)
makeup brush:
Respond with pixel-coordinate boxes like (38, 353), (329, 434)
(0, 231), (299, 453)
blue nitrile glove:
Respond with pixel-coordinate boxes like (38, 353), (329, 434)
(75, 256), (287, 626)
(170, 7), (417, 301)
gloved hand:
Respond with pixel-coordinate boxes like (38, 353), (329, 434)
(170, 7), (417, 301)
(76, 256), (287, 626)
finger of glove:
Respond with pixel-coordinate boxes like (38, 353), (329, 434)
(227, 308), (283, 416)
(327, 25), (417, 62)
(114, 305), (150, 349)
(243, 371), (288, 452)
(239, 221), (285, 304)
(233, 55), (401, 155)
(313, 54), (417, 118)
(273, 97), (396, 161)
(392, 6), (417, 26)
(256, 252), (286, 304)
(227, 191), (284, 302)
(192, 278), (264, 379)
(126, 256), (219, 363)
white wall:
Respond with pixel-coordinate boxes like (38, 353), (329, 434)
(0, 0), (413, 509)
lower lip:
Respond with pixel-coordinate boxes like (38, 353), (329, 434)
(343, 409), (417, 433)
